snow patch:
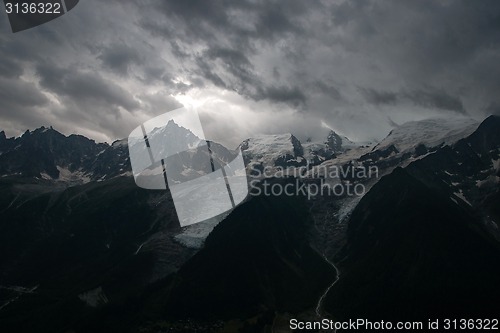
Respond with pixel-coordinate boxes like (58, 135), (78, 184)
(57, 166), (91, 184)
(338, 196), (363, 223)
(492, 158), (500, 170)
(241, 133), (297, 165)
(174, 213), (229, 248)
(375, 117), (478, 154)
(453, 190), (472, 206)
(40, 172), (52, 180)
(111, 139), (128, 147)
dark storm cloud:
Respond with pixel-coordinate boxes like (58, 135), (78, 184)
(312, 80), (342, 101)
(0, 1), (162, 142)
(135, 0), (499, 121)
(196, 46), (263, 97)
(141, 65), (169, 83)
(253, 85), (307, 107)
(97, 43), (142, 76)
(1, 0), (500, 144)
(251, 1), (306, 40)
(194, 57), (227, 89)
(143, 0), (308, 44)
(403, 89), (466, 114)
(359, 88), (398, 106)
(205, 48), (253, 76)
(329, 0), (500, 65)
(169, 40), (190, 59)
(136, 0), (313, 97)
(36, 62), (139, 111)
(0, 57), (23, 78)
(194, 45), (307, 107)
(0, 77), (51, 131)
(0, 77), (49, 109)
(326, 0), (500, 112)
(359, 87), (466, 114)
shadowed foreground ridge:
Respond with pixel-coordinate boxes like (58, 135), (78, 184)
(326, 167), (500, 321)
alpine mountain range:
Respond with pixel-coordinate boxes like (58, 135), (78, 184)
(0, 115), (499, 332)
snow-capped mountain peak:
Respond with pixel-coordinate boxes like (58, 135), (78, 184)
(374, 117), (479, 154)
(239, 133), (304, 167)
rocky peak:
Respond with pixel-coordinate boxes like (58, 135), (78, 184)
(290, 134), (304, 157)
(325, 130), (343, 152)
(466, 115), (500, 152)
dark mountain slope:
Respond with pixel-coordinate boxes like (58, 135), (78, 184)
(467, 115), (500, 153)
(50, 182), (337, 333)
(0, 176), (192, 333)
(405, 115), (500, 199)
(162, 188), (336, 321)
(0, 178), (337, 332)
(402, 115), (500, 242)
(325, 167), (500, 321)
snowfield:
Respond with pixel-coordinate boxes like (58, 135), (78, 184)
(374, 117), (479, 153)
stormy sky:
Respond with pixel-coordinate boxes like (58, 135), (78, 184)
(0, 0), (499, 148)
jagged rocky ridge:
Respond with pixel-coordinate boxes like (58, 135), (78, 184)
(0, 122), (369, 183)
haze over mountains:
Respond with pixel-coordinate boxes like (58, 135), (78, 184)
(0, 115), (499, 332)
